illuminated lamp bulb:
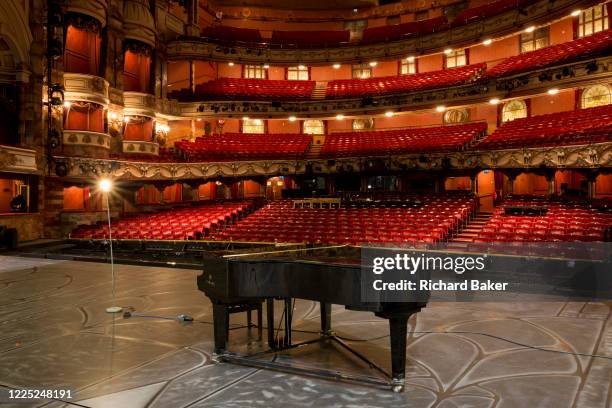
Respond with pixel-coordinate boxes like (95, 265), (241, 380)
(335, 114), (344, 120)
(444, 48), (453, 55)
(385, 111), (394, 117)
(333, 63), (341, 69)
(436, 106), (446, 112)
(228, 62), (234, 66)
(288, 116), (296, 122)
(63, 101), (71, 108)
(406, 56), (415, 62)
(99, 178), (112, 193)
(525, 26), (536, 33)
(548, 88), (559, 95)
(482, 39), (493, 46)
(489, 98), (500, 105)
(571, 9), (581, 16)
(369, 61), (377, 67)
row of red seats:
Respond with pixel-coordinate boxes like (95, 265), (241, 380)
(450, 0), (532, 28)
(326, 63), (485, 98)
(171, 29), (610, 102)
(193, 78), (315, 101)
(212, 195), (478, 245)
(70, 201), (253, 240)
(174, 133), (312, 161)
(200, 1), (531, 49)
(321, 122), (486, 157)
(201, 26), (263, 45)
(360, 16), (448, 44)
(474, 199), (612, 242)
(476, 104), (612, 149)
(270, 30), (350, 48)
(484, 28), (612, 79)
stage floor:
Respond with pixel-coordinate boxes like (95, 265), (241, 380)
(0, 255), (610, 408)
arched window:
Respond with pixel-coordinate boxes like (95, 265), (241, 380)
(303, 119), (324, 135)
(581, 85), (611, 109)
(502, 100), (527, 123)
(443, 108), (470, 124)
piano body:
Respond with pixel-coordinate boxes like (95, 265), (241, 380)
(197, 245), (427, 392)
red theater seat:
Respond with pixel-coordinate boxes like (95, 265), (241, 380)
(325, 63), (485, 99)
(193, 78), (315, 101)
(270, 30), (350, 48)
(212, 193), (478, 245)
(473, 198), (612, 243)
(70, 201), (253, 241)
(321, 122), (486, 158)
(484, 29), (612, 79)
(476, 104), (612, 150)
(175, 133), (312, 162)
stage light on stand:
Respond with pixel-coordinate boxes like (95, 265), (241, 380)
(99, 178), (121, 314)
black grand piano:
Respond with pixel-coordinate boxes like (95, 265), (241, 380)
(197, 245), (428, 392)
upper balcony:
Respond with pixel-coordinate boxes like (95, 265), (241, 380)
(167, 0), (601, 65)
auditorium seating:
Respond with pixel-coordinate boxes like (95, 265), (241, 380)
(175, 133), (312, 161)
(321, 122), (487, 157)
(270, 30), (350, 48)
(450, 0), (531, 27)
(193, 78), (316, 101)
(201, 26), (263, 45)
(484, 29), (612, 79)
(70, 201), (253, 240)
(360, 16), (448, 44)
(473, 198), (612, 242)
(476, 104), (612, 150)
(325, 63), (485, 98)
(213, 194), (478, 245)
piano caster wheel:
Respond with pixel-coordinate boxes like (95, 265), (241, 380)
(391, 379), (405, 393)
(211, 352), (224, 363)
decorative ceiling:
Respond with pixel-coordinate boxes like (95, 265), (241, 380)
(206, 0), (379, 10)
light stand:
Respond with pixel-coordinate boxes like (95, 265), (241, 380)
(100, 178), (122, 314)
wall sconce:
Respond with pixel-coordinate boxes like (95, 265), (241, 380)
(108, 111), (123, 127)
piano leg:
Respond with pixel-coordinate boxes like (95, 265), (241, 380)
(266, 298), (275, 348)
(212, 302), (229, 354)
(388, 315), (409, 393)
(320, 302), (332, 336)
(257, 302), (263, 340)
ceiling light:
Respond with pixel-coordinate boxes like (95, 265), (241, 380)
(406, 56), (415, 62)
(263, 64), (270, 69)
(197, 118), (202, 121)
(482, 39), (493, 46)
(242, 116), (249, 120)
(525, 26), (536, 33)
(123, 116), (130, 123)
(335, 114), (344, 120)
(333, 63), (341, 69)
(63, 101), (71, 108)
(436, 106), (446, 112)
(369, 61), (377, 67)
(385, 111), (394, 117)
(444, 48), (453, 55)
(571, 9), (581, 16)
(548, 88), (559, 95)
(253, 119), (262, 125)
(228, 62), (234, 66)
(489, 98), (500, 105)
(288, 116), (296, 122)
(298, 65), (306, 70)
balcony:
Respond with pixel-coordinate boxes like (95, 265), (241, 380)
(63, 130), (111, 150)
(122, 140), (159, 156)
(0, 145), (38, 174)
(63, 73), (109, 106)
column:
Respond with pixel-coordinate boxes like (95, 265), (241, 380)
(545, 172), (555, 197)
(185, 0), (201, 37)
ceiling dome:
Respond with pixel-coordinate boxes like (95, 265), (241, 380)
(123, 0), (155, 47)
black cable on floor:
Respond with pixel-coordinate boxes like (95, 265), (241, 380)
(124, 313), (612, 361)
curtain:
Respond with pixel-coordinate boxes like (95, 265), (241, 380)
(123, 117), (153, 141)
(124, 49), (151, 93)
(64, 102), (104, 132)
(64, 25), (101, 75)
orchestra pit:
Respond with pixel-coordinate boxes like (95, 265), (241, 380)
(0, 0), (611, 406)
